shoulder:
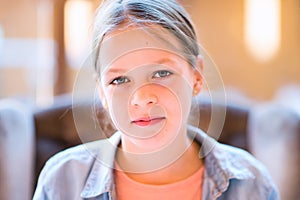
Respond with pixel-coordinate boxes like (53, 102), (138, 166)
(207, 142), (279, 199)
(36, 140), (101, 183)
(212, 142), (269, 179)
(33, 139), (111, 199)
(42, 139), (103, 171)
(41, 132), (121, 171)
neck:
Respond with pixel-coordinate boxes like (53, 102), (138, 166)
(115, 130), (203, 184)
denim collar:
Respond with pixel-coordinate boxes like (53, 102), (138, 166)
(80, 126), (254, 199)
(80, 132), (120, 198)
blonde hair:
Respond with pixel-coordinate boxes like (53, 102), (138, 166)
(92, 0), (199, 74)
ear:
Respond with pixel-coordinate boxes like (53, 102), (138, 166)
(192, 56), (204, 96)
(96, 77), (108, 110)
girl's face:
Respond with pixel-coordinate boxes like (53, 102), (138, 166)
(98, 28), (202, 151)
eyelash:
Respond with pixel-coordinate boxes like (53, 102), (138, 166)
(153, 70), (173, 78)
(109, 70), (173, 85)
(109, 76), (129, 85)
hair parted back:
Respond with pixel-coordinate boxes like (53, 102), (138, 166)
(93, 0), (200, 74)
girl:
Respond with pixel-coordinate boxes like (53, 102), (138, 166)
(34, 0), (279, 199)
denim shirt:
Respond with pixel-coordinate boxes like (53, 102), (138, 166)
(33, 127), (280, 200)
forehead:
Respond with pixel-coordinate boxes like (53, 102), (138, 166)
(97, 27), (183, 74)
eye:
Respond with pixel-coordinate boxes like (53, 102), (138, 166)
(110, 76), (130, 85)
(153, 70), (173, 78)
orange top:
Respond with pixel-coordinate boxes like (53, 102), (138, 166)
(114, 164), (204, 200)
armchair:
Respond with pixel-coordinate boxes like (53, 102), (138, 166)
(2, 93), (300, 199)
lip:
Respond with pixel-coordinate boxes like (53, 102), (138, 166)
(131, 117), (165, 127)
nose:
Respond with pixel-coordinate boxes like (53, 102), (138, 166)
(130, 86), (158, 107)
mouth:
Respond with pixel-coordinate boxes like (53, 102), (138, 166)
(131, 117), (165, 127)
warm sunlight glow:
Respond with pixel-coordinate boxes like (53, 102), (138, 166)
(64, 0), (93, 68)
(245, 0), (281, 61)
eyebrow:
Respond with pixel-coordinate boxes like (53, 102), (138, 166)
(105, 57), (175, 74)
(105, 68), (127, 74)
(156, 57), (174, 65)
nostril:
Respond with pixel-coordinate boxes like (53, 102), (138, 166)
(130, 92), (158, 107)
(148, 100), (154, 105)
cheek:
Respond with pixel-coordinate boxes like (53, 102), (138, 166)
(159, 87), (179, 112)
(105, 87), (132, 122)
(163, 77), (193, 106)
(153, 81), (192, 121)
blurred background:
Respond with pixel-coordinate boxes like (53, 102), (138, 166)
(0, 0), (299, 200)
(0, 0), (299, 104)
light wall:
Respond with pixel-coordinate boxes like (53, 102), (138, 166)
(184, 0), (300, 100)
(0, 0), (299, 101)
(0, 0), (46, 99)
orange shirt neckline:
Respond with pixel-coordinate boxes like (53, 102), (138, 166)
(114, 163), (205, 200)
